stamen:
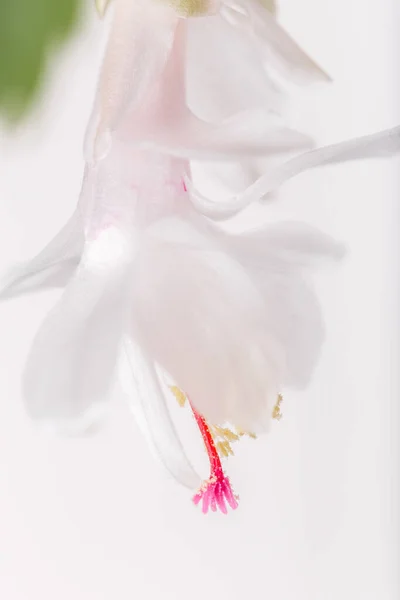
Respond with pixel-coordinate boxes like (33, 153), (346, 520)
(169, 0), (218, 18)
(272, 393), (283, 421)
(170, 385), (187, 407)
(210, 424), (257, 457)
(169, 385), (282, 513)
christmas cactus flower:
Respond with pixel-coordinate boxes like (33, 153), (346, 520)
(1, 0), (399, 513)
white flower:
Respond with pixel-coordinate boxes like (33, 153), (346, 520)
(0, 139), (344, 503)
(85, 0), (329, 162)
(2, 0), (400, 513)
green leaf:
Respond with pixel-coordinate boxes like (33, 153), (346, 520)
(0, 0), (80, 121)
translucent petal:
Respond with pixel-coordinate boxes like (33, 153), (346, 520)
(186, 12), (284, 122)
(130, 218), (283, 432)
(22, 231), (132, 433)
(126, 107), (313, 161)
(221, 0), (330, 85)
(226, 220), (345, 266)
(0, 210), (83, 300)
(121, 338), (202, 490)
(225, 221), (344, 387)
(119, 18), (311, 162)
(85, 0), (178, 162)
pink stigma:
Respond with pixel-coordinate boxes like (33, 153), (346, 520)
(190, 402), (239, 514)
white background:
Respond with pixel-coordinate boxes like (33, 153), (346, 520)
(0, 1), (399, 599)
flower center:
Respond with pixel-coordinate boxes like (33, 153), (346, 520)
(95, 0), (220, 19)
(165, 0), (220, 17)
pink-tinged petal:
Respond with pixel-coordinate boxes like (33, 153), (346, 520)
(122, 338), (202, 491)
(221, 0), (330, 85)
(119, 16), (311, 162)
(186, 12), (283, 122)
(130, 221), (283, 433)
(0, 210), (83, 300)
(85, 0), (178, 162)
(136, 108), (313, 161)
(22, 228), (132, 435)
(226, 221), (345, 267)
(225, 220), (345, 388)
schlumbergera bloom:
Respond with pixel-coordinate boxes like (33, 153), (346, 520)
(1, 0), (400, 514)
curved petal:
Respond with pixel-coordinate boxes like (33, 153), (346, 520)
(224, 221), (344, 387)
(186, 12), (284, 122)
(22, 229), (133, 434)
(185, 125), (400, 219)
(0, 210), (84, 300)
(121, 338), (202, 490)
(119, 17), (312, 162)
(126, 107), (313, 161)
(84, 0), (178, 162)
(226, 220), (345, 266)
(221, 0), (330, 85)
(130, 219), (284, 432)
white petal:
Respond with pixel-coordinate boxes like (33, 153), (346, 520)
(118, 18), (311, 162)
(225, 221), (344, 387)
(226, 220), (346, 266)
(221, 0), (330, 85)
(85, 0), (178, 162)
(126, 107), (313, 161)
(0, 210), (83, 300)
(121, 338), (202, 490)
(186, 125), (400, 219)
(131, 218), (284, 432)
(186, 12), (284, 122)
(22, 231), (132, 433)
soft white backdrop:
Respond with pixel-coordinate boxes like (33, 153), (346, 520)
(0, 1), (399, 599)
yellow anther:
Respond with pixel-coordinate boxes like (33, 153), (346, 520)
(272, 393), (283, 421)
(95, 0), (111, 18)
(169, 385), (187, 407)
